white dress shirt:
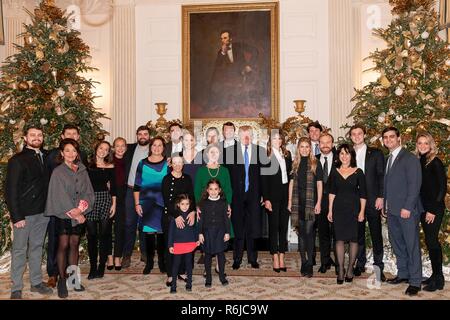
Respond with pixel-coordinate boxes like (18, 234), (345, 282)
(172, 141), (183, 154)
(320, 152), (334, 176)
(386, 146), (402, 172)
(272, 148), (288, 184)
(224, 139), (235, 148)
(355, 144), (367, 173)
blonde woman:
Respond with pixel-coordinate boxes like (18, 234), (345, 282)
(415, 132), (447, 292)
(291, 137), (323, 277)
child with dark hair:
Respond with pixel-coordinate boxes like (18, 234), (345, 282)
(168, 194), (199, 293)
(198, 179), (230, 287)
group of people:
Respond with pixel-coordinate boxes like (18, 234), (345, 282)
(4, 120), (447, 299)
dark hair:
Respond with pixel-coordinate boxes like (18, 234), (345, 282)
(148, 136), (166, 156)
(201, 179), (225, 202)
(175, 193), (191, 209)
(319, 132), (335, 143)
(168, 123), (183, 131)
(382, 126), (400, 138)
(349, 124), (367, 135)
(222, 122), (236, 131)
(307, 121), (323, 133)
(62, 124), (80, 135)
(335, 143), (357, 168)
(57, 138), (81, 163)
(206, 127), (219, 140)
(220, 30), (232, 38)
(89, 141), (113, 168)
(24, 125), (43, 136)
(266, 131), (289, 157)
(136, 125), (150, 135)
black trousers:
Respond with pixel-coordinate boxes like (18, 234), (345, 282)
(232, 193), (259, 264)
(145, 233), (165, 269)
(86, 219), (112, 267)
(318, 208), (335, 265)
(205, 252), (226, 282)
(112, 186), (126, 258)
(267, 187), (290, 254)
(46, 216), (59, 277)
(356, 206), (384, 270)
(171, 252), (193, 289)
(421, 210), (444, 276)
(162, 214), (187, 277)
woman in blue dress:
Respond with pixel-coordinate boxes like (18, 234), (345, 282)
(134, 136), (169, 274)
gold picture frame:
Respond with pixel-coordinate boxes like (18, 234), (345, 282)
(182, 2), (279, 123)
(0, 0), (4, 45)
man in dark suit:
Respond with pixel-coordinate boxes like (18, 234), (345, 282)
(382, 126), (423, 296)
(6, 126), (53, 299)
(45, 124), (88, 288)
(164, 123), (183, 159)
(219, 122), (238, 165)
(225, 126), (266, 269)
(349, 124), (386, 281)
(122, 125), (151, 268)
(316, 133), (337, 274)
(209, 30), (258, 111)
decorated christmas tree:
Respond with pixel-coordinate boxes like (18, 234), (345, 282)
(347, 0), (450, 263)
(0, 0), (107, 255)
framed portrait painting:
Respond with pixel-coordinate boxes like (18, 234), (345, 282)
(182, 2), (279, 123)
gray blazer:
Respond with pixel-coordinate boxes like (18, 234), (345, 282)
(45, 162), (95, 226)
(383, 148), (423, 216)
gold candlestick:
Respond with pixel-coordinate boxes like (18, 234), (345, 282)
(155, 102), (168, 128)
(43, 0), (56, 6)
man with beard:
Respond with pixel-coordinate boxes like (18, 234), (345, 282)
(45, 124), (88, 288)
(316, 133), (338, 275)
(122, 126), (151, 268)
(164, 123), (183, 159)
(6, 126), (53, 299)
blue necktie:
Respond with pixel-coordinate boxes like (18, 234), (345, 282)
(315, 143), (320, 156)
(244, 145), (249, 192)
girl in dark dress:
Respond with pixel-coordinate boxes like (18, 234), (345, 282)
(416, 132), (447, 292)
(198, 179), (231, 287)
(327, 144), (366, 284)
(86, 141), (117, 280)
(168, 194), (199, 294)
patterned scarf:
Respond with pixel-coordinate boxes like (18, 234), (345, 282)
(304, 162), (315, 221)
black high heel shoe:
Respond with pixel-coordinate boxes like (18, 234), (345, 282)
(114, 265), (122, 271)
(273, 267), (280, 273)
(337, 268), (345, 285)
(279, 267), (287, 272)
(345, 268), (354, 283)
(107, 264), (114, 271)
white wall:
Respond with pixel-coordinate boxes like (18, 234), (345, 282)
(135, 0), (330, 129)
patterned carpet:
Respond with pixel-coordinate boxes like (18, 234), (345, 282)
(0, 252), (449, 300)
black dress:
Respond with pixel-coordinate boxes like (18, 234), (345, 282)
(329, 168), (367, 242)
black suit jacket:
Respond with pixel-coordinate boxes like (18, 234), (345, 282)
(5, 148), (49, 223)
(362, 147), (385, 208)
(261, 151), (293, 203)
(124, 143), (138, 184)
(316, 151), (337, 210)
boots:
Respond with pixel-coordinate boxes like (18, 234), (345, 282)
(424, 248), (444, 292)
(57, 278), (68, 299)
(87, 265), (97, 280)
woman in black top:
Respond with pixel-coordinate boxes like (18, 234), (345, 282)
(86, 141), (117, 280)
(416, 132), (447, 292)
(262, 132), (293, 273)
(111, 137), (127, 270)
(162, 155), (196, 286)
(290, 137), (323, 277)
(328, 144), (366, 284)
